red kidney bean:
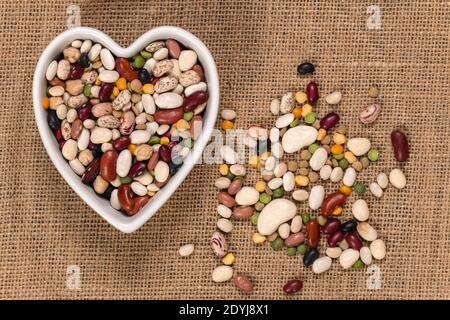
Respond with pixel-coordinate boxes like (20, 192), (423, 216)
(321, 192), (346, 216)
(159, 145), (171, 162)
(233, 206), (253, 219)
(77, 102), (93, 121)
(322, 218), (341, 234)
(283, 279), (303, 294)
(162, 130), (172, 139)
(81, 157), (100, 184)
(182, 91), (209, 112)
(345, 232), (363, 250)
(112, 136), (131, 150)
(54, 128), (63, 142)
(192, 64), (205, 82)
(147, 151), (159, 170)
(115, 58), (138, 81)
(70, 63), (83, 80)
(88, 141), (96, 150)
(227, 179), (243, 195)
(151, 77), (160, 86)
(217, 191), (236, 208)
(118, 184), (134, 212)
(165, 39), (181, 59)
(49, 77), (65, 89)
(391, 129), (409, 162)
(327, 230), (344, 247)
(99, 83), (114, 102)
(320, 112), (340, 129)
(100, 150), (118, 182)
(168, 140), (178, 149)
(306, 220), (320, 247)
(306, 81), (319, 103)
(190, 115), (203, 140)
(59, 140), (65, 150)
(154, 107), (184, 124)
(284, 232), (305, 247)
(125, 196), (149, 216)
(128, 161), (146, 178)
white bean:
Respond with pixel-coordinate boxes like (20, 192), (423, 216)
(116, 150), (132, 177)
(217, 218), (233, 233)
(110, 189), (121, 210)
(131, 182), (148, 196)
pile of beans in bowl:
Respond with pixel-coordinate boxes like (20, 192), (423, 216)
(42, 39), (208, 216)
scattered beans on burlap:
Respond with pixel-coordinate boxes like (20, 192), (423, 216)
(207, 61), (408, 294)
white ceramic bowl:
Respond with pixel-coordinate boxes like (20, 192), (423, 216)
(33, 27), (219, 233)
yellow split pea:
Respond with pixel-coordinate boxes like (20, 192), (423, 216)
(295, 91), (307, 104)
(219, 164), (229, 175)
(255, 181), (266, 192)
(252, 232), (266, 244)
(317, 128), (327, 141)
(295, 175), (309, 187)
(222, 253), (235, 265)
(301, 104), (313, 117)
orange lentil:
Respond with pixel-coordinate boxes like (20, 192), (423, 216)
(42, 96), (49, 110)
(339, 184), (352, 196)
(127, 144), (137, 154)
(292, 107), (302, 118)
(331, 144), (344, 155)
(116, 77), (127, 90)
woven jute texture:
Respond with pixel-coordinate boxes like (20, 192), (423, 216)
(0, 0), (449, 300)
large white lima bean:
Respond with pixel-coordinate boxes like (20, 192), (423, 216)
(257, 199), (297, 236)
(281, 125), (318, 153)
(347, 138), (371, 156)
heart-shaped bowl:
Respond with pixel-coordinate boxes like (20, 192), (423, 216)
(33, 26), (219, 233)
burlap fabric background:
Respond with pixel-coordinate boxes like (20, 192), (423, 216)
(0, 0), (448, 299)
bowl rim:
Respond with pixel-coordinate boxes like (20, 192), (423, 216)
(32, 26), (219, 233)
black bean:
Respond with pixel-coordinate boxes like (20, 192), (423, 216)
(79, 52), (90, 68)
(100, 185), (115, 199)
(303, 248), (319, 267)
(138, 68), (151, 84)
(91, 145), (102, 158)
(47, 109), (60, 131)
(297, 62), (315, 75)
(169, 160), (183, 175)
(340, 220), (357, 233)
